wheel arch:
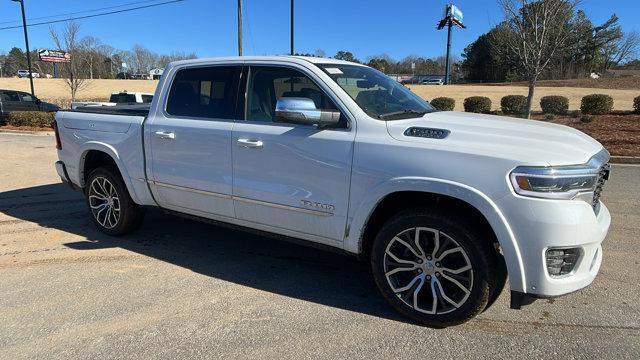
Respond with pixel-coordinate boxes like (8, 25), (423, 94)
(77, 142), (140, 204)
(346, 177), (526, 292)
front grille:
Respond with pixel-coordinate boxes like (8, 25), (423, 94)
(592, 163), (610, 213)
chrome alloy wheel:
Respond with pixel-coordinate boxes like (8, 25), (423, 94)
(88, 176), (121, 229)
(383, 227), (474, 315)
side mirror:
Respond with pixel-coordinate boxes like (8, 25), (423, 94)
(275, 97), (340, 128)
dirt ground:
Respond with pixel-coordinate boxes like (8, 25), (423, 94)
(478, 76), (640, 90)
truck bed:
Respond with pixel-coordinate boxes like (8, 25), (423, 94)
(71, 104), (150, 117)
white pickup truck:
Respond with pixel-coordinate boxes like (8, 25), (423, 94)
(53, 56), (611, 327)
(70, 91), (153, 109)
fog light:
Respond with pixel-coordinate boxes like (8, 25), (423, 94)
(546, 248), (581, 277)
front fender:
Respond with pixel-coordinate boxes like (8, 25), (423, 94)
(345, 177), (526, 292)
(75, 141), (141, 204)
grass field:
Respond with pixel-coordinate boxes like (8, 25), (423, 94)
(0, 77), (638, 111)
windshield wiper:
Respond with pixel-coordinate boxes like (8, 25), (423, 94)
(377, 109), (428, 120)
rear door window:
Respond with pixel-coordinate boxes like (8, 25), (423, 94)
(166, 66), (241, 119)
(2, 91), (20, 102)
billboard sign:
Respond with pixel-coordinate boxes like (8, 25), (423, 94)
(448, 4), (463, 23)
(38, 49), (70, 63)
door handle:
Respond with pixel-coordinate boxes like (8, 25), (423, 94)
(155, 131), (175, 140)
(237, 138), (264, 148)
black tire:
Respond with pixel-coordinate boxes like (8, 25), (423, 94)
(371, 209), (498, 327)
(85, 166), (144, 236)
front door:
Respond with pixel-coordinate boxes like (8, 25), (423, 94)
(17, 92), (39, 111)
(146, 64), (242, 219)
(232, 65), (355, 244)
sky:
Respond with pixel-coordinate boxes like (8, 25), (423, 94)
(0, 0), (639, 61)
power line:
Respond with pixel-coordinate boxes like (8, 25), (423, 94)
(0, 0), (167, 25)
(0, 0), (186, 31)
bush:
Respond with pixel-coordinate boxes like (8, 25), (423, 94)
(580, 94), (613, 115)
(570, 110), (582, 118)
(430, 97), (455, 111)
(463, 96), (492, 113)
(544, 113), (555, 121)
(580, 114), (594, 123)
(634, 96), (640, 113)
(500, 95), (527, 115)
(540, 96), (569, 115)
(6, 111), (55, 127)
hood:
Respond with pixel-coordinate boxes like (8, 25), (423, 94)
(385, 111), (604, 166)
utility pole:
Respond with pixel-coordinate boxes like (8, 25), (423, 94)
(444, 21), (452, 85)
(290, 0), (294, 55)
(237, 0), (243, 56)
(12, 0), (35, 96)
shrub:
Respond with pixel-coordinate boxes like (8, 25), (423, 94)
(634, 96), (640, 113)
(463, 96), (492, 113)
(540, 96), (569, 115)
(544, 113), (555, 121)
(570, 110), (582, 118)
(500, 95), (527, 115)
(6, 111), (55, 127)
(580, 94), (613, 115)
(580, 114), (594, 123)
(430, 97), (455, 111)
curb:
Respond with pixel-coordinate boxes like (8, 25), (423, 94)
(0, 129), (53, 136)
(610, 156), (640, 165)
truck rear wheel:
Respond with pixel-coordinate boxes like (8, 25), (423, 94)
(371, 209), (497, 327)
(85, 166), (144, 236)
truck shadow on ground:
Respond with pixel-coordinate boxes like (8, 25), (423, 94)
(1, 182), (407, 323)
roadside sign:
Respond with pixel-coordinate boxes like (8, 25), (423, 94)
(449, 5), (463, 23)
(38, 49), (70, 63)
(411, 62), (415, 70)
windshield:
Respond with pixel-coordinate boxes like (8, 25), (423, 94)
(317, 63), (435, 120)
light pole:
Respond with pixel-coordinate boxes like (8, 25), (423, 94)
(237, 0), (243, 56)
(12, 0), (35, 96)
(290, 0), (294, 55)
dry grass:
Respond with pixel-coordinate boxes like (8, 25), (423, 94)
(476, 76), (640, 90)
(1, 77), (638, 112)
(0, 78), (159, 108)
(408, 84), (638, 112)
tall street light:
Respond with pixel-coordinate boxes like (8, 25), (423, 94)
(12, 0), (35, 96)
(290, 0), (294, 55)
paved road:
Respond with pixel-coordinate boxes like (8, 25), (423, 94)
(1, 133), (639, 359)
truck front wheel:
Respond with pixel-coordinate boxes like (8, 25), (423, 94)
(85, 166), (144, 236)
(371, 209), (497, 327)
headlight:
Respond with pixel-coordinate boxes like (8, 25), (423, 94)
(510, 168), (598, 200)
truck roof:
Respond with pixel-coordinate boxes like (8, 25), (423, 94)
(168, 55), (365, 67)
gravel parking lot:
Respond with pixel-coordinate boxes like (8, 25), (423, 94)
(1, 132), (639, 359)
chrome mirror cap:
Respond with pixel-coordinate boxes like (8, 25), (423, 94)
(275, 97), (340, 128)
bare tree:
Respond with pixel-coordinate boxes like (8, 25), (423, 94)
(604, 31), (640, 70)
(497, 0), (578, 118)
(50, 21), (90, 101)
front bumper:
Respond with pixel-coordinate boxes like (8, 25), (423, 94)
(497, 194), (610, 298)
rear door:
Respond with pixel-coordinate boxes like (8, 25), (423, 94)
(231, 64), (355, 244)
(146, 64), (242, 219)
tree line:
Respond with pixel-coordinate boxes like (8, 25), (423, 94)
(461, 7), (639, 83)
(0, 27), (196, 79)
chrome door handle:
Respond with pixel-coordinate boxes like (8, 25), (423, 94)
(237, 138), (263, 148)
(155, 131), (175, 140)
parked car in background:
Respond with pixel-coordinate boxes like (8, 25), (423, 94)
(0, 89), (59, 121)
(71, 91), (154, 109)
(53, 56), (611, 327)
(17, 70), (40, 78)
(422, 78), (444, 85)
